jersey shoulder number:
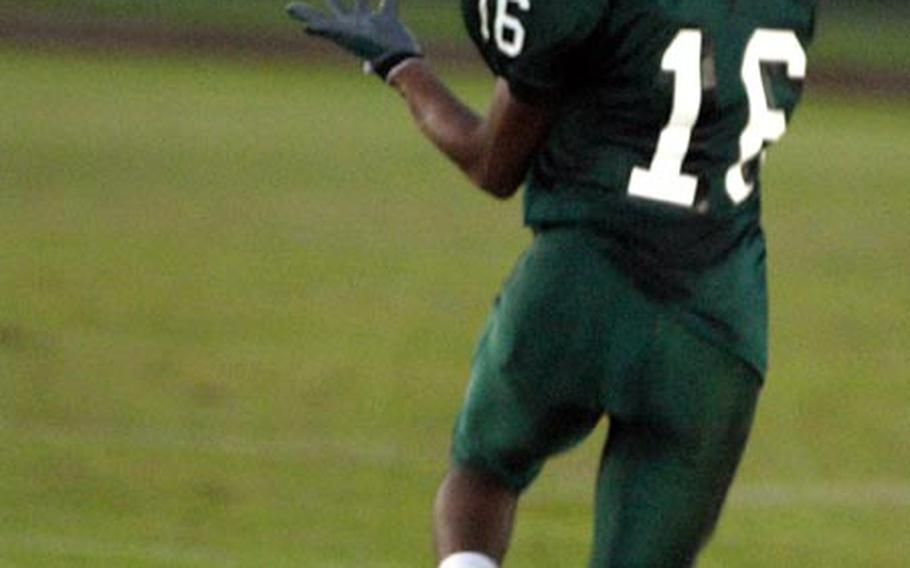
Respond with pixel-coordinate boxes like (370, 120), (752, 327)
(477, 0), (530, 58)
(465, 0), (607, 98)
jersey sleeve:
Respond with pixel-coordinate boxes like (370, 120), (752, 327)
(463, 0), (609, 102)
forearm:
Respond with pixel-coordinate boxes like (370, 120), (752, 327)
(286, 1), (551, 197)
(388, 59), (516, 198)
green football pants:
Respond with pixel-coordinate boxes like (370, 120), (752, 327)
(451, 226), (761, 567)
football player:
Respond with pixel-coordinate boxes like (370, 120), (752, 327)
(287, 0), (816, 566)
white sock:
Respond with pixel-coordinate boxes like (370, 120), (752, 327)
(438, 551), (499, 568)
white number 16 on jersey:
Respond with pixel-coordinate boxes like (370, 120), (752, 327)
(479, 0), (530, 57)
(628, 29), (807, 208)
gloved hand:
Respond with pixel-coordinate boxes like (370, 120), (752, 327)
(286, 0), (422, 80)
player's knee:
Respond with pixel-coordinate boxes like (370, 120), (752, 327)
(440, 466), (519, 500)
(450, 442), (541, 494)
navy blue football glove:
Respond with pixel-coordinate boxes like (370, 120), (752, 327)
(286, 0), (422, 80)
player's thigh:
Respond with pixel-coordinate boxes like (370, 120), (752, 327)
(451, 228), (614, 492)
(591, 316), (761, 567)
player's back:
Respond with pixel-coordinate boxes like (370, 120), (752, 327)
(465, 0), (816, 266)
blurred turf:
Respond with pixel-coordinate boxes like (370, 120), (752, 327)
(0, 48), (908, 566)
(0, 0), (463, 46)
(2, 0), (910, 72)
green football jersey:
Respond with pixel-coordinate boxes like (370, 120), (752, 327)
(462, 0), (817, 373)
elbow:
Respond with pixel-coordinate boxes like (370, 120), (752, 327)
(482, 178), (522, 200)
(468, 165), (522, 200)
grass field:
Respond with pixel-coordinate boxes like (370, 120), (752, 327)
(5, 0), (910, 71)
(1, 48), (908, 566)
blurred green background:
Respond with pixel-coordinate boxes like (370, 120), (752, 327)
(1, 1), (908, 567)
(3, 0), (910, 70)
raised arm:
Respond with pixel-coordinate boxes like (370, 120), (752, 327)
(286, 0), (553, 200)
(388, 61), (553, 199)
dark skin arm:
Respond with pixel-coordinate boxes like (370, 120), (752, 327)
(388, 59), (554, 199)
